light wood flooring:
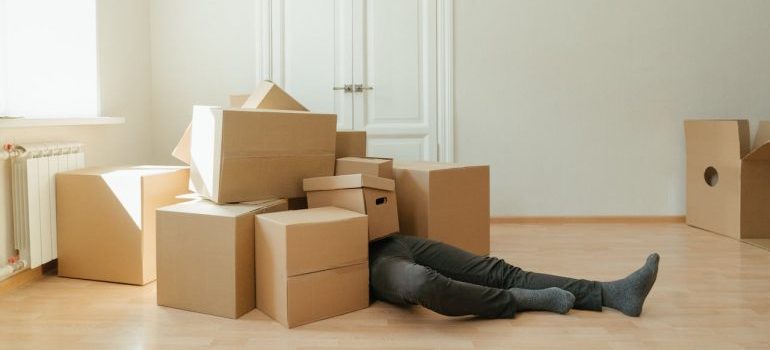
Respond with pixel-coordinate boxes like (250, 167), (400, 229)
(1, 223), (769, 350)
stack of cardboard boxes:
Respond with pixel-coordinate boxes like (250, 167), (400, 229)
(54, 81), (490, 328)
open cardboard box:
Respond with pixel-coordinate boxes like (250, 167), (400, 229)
(304, 174), (399, 241)
(685, 120), (770, 249)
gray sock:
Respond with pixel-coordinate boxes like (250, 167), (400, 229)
(601, 253), (660, 317)
(509, 287), (575, 314)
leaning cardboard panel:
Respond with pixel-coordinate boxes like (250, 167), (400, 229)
(255, 207), (369, 328)
(156, 199), (287, 319)
(335, 157), (393, 179)
(56, 166), (189, 285)
(189, 107), (337, 203)
(172, 80), (307, 165)
(336, 131), (367, 158)
(685, 120), (770, 240)
(392, 161), (491, 255)
(304, 174), (399, 241)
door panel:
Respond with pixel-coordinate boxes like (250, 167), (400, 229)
(274, 0), (354, 130)
(354, 0), (437, 161)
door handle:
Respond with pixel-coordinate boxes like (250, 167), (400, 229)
(354, 84), (373, 93)
(333, 84), (354, 93)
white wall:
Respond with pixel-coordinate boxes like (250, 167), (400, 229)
(454, 0), (770, 216)
(150, 0), (256, 164)
(0, 0), (153, 261)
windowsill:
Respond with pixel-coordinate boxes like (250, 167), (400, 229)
(0, 116), (125, 128)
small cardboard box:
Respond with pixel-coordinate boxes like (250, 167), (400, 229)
(684, 120), (770, 241)
(56, 166), (189, 285)
(336, 131), (366, 158)
(392, 161), (490, 255)
(304, 174), (399, 241)
(172, 81), (308, 165)
(335, 157), (393, 179)
(187, 107), (337, 204)
(255, 207), (369, 328)
(156, 199), (288, 319)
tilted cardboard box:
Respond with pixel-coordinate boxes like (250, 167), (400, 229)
(304, 174), (399, 241)
(156, 199), (288, 319)
(56, 166), (189, 285)
(188, 107), (337, 204)
(684, 120), (770, 243)
(255, 207), (369, 328)
(335, 131), (367, 158)
(335, 157), (394, 179)
(393, 161), (491, 255)
(172, 80), (308, 165)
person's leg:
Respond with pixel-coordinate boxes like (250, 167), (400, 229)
(600, 253), (660, 317)
(369, 254), (574, 318)
(391, 234), (603, 311)
(370, 237), (575, 317)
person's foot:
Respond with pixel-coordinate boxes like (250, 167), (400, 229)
(601, 253), (660, 317)
(509, 287), (575, 314)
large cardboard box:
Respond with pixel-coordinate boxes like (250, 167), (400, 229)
(335, 157), (393, 179)
(172, 81), (308, 165)
(255, 207), (369, 328)
(392, 161), (490, 255)
(156, 199), (288, 319)
(56, 166), (189, 285)
(684, 120), (770, 242)
(304, 174), (399, 241)
(187, 107), (337, 203)
(336, 131), (366, 158)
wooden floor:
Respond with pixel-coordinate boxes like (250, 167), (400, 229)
(1, 223), (769, 350)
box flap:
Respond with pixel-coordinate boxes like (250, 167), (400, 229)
(158, 198), (287, 217)
(743, 142), (770, 161)
(337, 157), (391, 164)
(303, 174), (395, 192)
(684, 120), (751, 161)
(754, 121), (770, 150)
(172, 80), (307, 164)
(241, 80), (308, 111)
(258, 206), (367, 226)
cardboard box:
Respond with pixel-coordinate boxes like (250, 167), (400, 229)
(684, 120), (770, 240)
(172, 81), (307, 165)
(335, 157), (393, 179)
(187, 107), (337, 203)
(56, 166), (189, 285)
(156, 199), (287, 319)
(304, 174), (399, 241)
(255, 207), (369, 328)
(336, 131), (366, 158)
(392, 161), (490, 255)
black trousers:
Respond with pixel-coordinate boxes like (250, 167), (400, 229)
(369, 234), (603, 318)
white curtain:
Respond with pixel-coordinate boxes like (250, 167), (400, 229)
(0, 0), (97, 118)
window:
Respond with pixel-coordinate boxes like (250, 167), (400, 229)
(0, 0), (98, 119)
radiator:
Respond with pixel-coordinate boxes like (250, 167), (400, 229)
(11, 142), (85, 269)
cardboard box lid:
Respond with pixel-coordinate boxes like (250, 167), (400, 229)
(258, 206), (367, 226)
(60, 165), (188, 177)
(157, 198), (287, 218)
(393, 160), (488, 172)
(303, 174), (395, 192)
(172, 80), (307, 165)
(337, 157), (391, 165)
(745, 121), (770, 161)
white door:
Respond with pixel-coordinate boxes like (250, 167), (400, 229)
(259, 0), (452, 161)
(263, 0), (354, 130)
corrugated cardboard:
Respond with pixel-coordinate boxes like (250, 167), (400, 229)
(56, 166), (189, 285)
(685, 119), (770, 239)
(255, 207), (369, 328)
(156, 199), (287, 319)
(172, 81), (308, 165)
(304, 175), (399, 241)
(392, 162), (491, 255)
(189, 107), (337, 203)
(335, 157), (394, 179)
(336, 131), (366, 158)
